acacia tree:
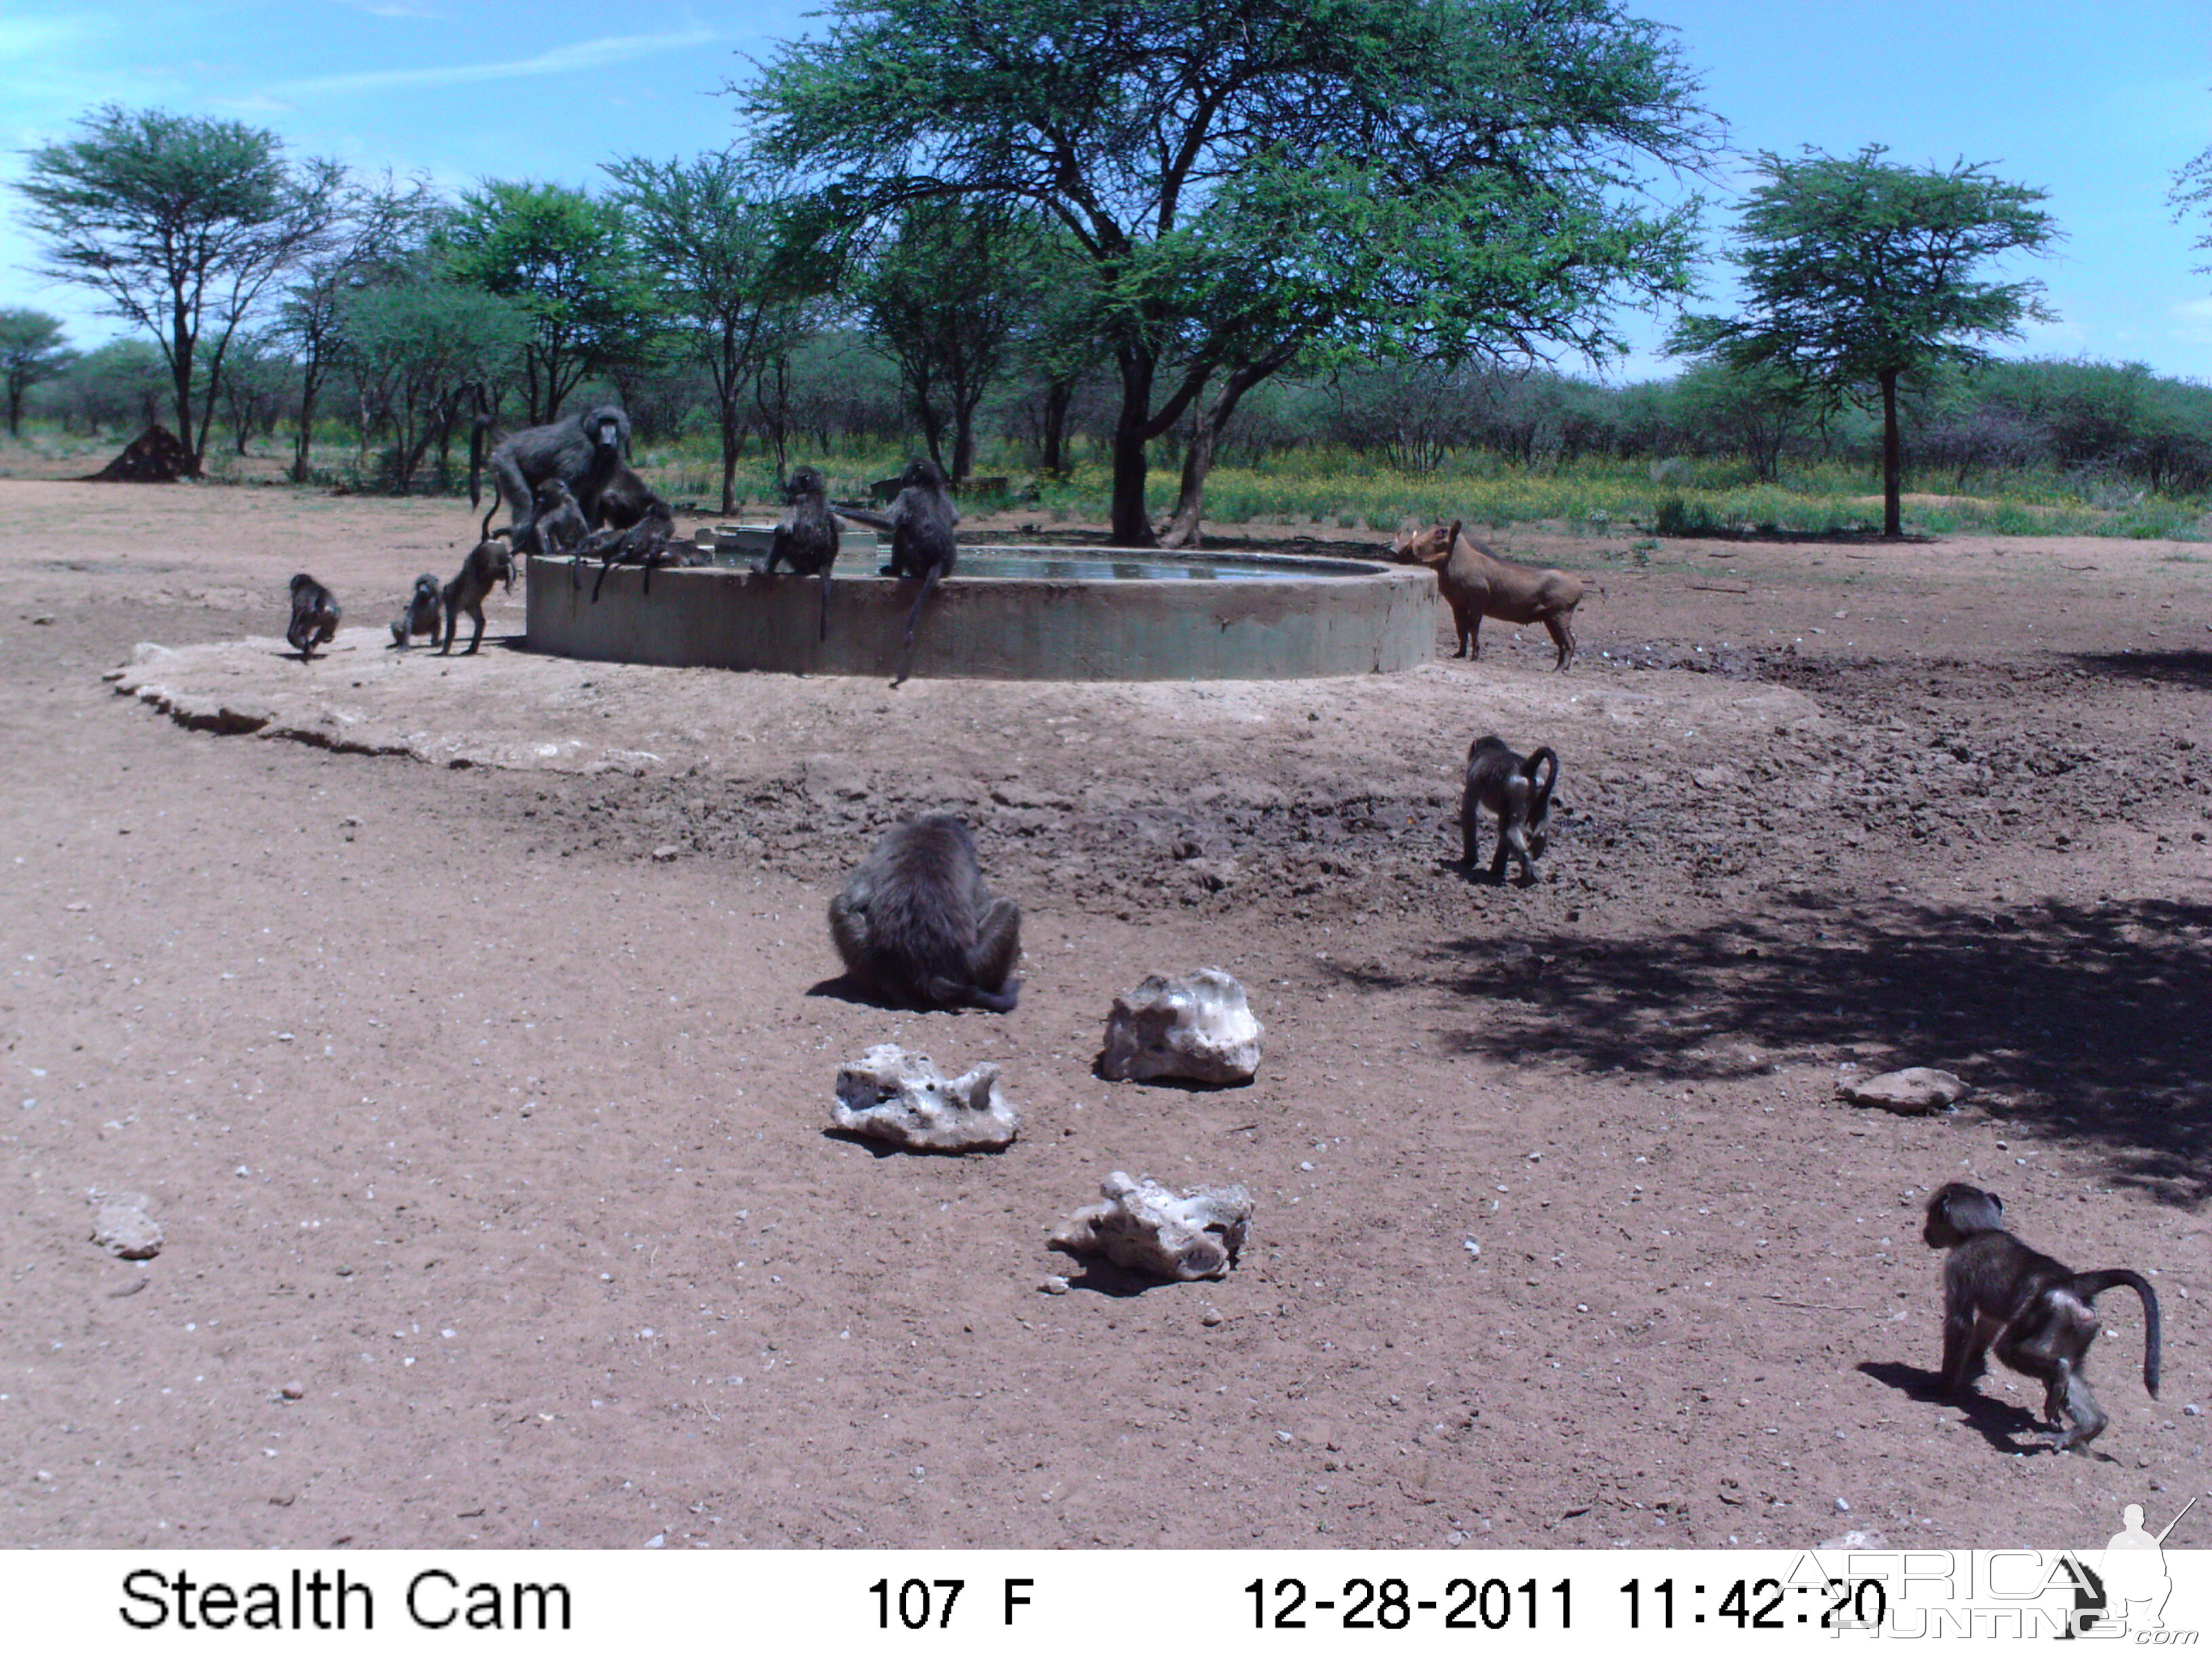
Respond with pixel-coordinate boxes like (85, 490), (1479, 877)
(857, 199), (1042, 483)
(441, 182), (661, 424)
(343, 266), (531, 492)
(2173, 140), (2212, 279)
(605, 154), (829, 512)
(747, 0), (1716, 546)
(276, 173), (436, 482)
(1668, 146), (2057, 538)
(0, 310), (74, 436)
(16, 104), (341, 470)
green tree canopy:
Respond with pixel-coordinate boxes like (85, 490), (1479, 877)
(605, 154), (831, 511)
(857, 199), (1044, 485)
(0, 309), (75, 436)
(441, 182), (661, 424)
(747, 0), (1717, 544)
(15, 104), (341, 469)
(1668, 145), (2058, 537)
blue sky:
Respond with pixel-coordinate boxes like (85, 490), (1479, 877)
(2, 1), (2207, 384)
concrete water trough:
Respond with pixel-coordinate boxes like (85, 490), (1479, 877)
(527, 529), (1436, 681)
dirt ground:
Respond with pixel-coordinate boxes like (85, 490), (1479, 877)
(1, 476), (2207, 1553)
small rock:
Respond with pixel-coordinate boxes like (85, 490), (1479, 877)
(1201, 1307), (1224, 1326)
(644, 1534), (665, 1549)
(1820, 1528), (1888, 1549)
(651, 844), (679, 863)
(1050, 1171), (1252, 1282)
(1098, 968), (1263, 1086)
(89, 1192), (163, 1261)
(832, 1044), (1019, 1152)
(1839, 1067), (1967, 1115)
(279, 1382), (305, 1400)
(1039, 1275), (1069, 1296)
(1462, 1240), (1481, 1259)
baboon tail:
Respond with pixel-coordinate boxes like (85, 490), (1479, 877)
(891, 564), (943, 688)
(2073, 1269), (2161, 1395)
(818, 566), (832, 642)
(1523, 746), (1559, 799)
(468, 416), (487, 510)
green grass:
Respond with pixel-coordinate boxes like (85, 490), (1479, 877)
(9, 424), (2206, 541)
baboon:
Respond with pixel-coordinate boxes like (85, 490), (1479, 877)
(1460, 733), (1558, 884)
(471, 404), (630, 543)
(388, 574), (442, 649)
(828, 815), (1021, 1013)
(504, 477), (590, 565)
(840, 457), (958, 685)
(592, 465), (670, 533)
(286, 573), (341, 659)
(586, 499), (679, 600)
(1923, 1182), (2162, 1451)
(439, 538), (515, 656)
(757, 464), (840, 640)
(1391, 518), (1592, 668)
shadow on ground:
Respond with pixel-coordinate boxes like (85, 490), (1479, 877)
(1427, 895), (2212, 1204)
(2066, 649), (2212, 691)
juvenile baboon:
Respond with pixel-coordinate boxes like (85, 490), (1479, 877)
(758, 464), (840, 640)
(388, 574), (441, 649)
(505, 476), (590, 565)
(286, 573), (341, 659)
(439, 538), (515, 656)
(1923, 1182), (2162, 1451)
(840, 457), (958, 685)
(471, 404), (630, 543)
(586, 499), (679, 600)
(592, 465), (670, 533)
(828, 815), (1021, 1013)
(1460, 733), (1558, 884)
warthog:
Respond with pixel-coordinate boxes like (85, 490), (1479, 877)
(1390, 518), (1593, 670)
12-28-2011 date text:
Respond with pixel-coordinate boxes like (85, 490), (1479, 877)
(1246, 1576), (1570, 1631)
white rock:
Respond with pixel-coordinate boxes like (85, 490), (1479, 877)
(1050, 1171), (1253, 1281)
(1098, 968), (1263, 1085)
(832, 1044), (1019, 1152)
(1839, 1067), (1967, 1115)
(89, 1191), (163, 1260)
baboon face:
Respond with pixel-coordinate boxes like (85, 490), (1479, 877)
(1923, 1182), (2004, 1249)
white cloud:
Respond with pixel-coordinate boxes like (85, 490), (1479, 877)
(274, 27), (716, 96)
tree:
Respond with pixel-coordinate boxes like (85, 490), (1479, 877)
(1668, 146), (2058, 538)
(605, 155), (829, 512)
(747, 0), (1715, 546)
(0, 310), (74, 436)
(857, 199), (1041, 483)
(2172, 141), (2212, 279)
(210, 329), (295, 457)
(342, 264), (531, 492)
(441, 182), (660, 424)
(276, 173), (437, 483)
(16, 104), (341, 470)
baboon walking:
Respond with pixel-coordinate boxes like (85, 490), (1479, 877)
(287, 573), (341, 660)
(440, 539), (515, 655)
(1922, 1183), (2162, 1451)
(1460, 733), (1558, 883)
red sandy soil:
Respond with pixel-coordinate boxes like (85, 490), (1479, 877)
(1, 476), (2207, 1551)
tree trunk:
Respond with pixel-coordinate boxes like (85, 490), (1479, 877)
(1107, 352), (1158, 546)
(950, 406), (975, 487)
(719, 406), (741, 516)
(1881, 369), (1902, 539)
(1039, 377), (1073, 476)
(1157, 361), (1275, 549)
